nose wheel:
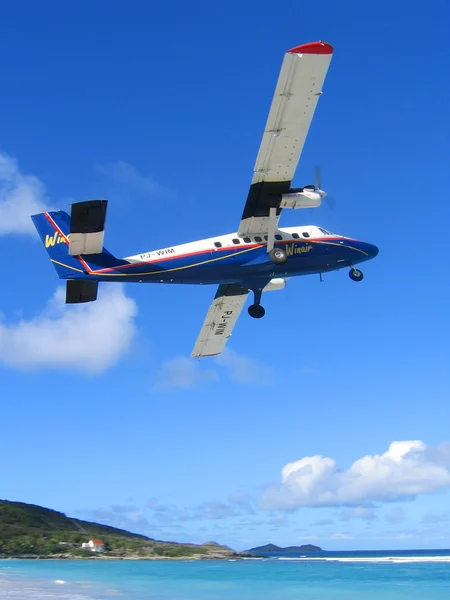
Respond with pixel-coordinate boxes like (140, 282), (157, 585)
(349, 268), (364, 282)
(248, 288), (266, 319)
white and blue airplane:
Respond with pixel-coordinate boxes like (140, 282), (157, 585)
(32, 40), (378, 358)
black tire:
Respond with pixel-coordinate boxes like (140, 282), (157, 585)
(248, 304), (266, 319)
(349, 268), (364, 282)
(269, 247), (287, 264)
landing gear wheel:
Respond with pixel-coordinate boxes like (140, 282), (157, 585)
(269, 247), (287, 264)
(349, 268), (364, 282)
(248, 304), (266, 319)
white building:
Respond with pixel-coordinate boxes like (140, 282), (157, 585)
(81, 539), (105, 552)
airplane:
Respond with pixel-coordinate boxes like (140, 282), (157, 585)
(31, 40), (379, 358)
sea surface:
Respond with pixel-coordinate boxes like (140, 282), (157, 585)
(1, 550), (450, 599)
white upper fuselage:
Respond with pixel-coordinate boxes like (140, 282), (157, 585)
(125, 226), (342, 264)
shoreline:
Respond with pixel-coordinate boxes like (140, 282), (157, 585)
(0, 553), (249, 561)
(3, 552), (450, 564)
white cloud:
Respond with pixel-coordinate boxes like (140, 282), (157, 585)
(385, 508), (405, 523)
(0, 152), (51, 235)
(215, 348), (274, 385)
(155, 348), (273, 390)
(314, 518), (334, 527)
(267, 514), (289, 527)
(146, 498), (169, 513)
(395, 531), (416, 541)
(421, 511), (450, 524)
(330, 533), (354, 540)
(199, 501), (237, 520)
(96, 160), (171, 197)
(80, 507), (150, 534)
(341, 507), (376, 521)
(0, 285), (137, 373)
(228, 492), (255, 514)
(153, 356), (218, 390)
(110, 505), (138, 514)
(261, 441), (450, 509)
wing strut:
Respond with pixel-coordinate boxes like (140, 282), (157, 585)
(267, 207), (278, 253)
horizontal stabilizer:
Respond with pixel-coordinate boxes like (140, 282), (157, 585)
(66, 280), (98, 304)
(69, 200), (107, 256)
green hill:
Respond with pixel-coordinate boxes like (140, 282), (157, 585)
(247, 543), (323, 553)
(0, 500), (241, 559)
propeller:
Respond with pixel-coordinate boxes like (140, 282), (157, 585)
(304, 166), (336, 210)
(314, 165), (322, 190)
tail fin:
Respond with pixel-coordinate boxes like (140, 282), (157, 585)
(31, 211), (87, 279)
(31, 210), (124, 279)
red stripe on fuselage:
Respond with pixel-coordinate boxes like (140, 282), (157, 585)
(92, 243), (265, 274)
(90, 236), (353, 274)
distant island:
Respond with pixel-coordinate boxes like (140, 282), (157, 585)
(0, 500), (246, 560)
(246, 543), (323, 553)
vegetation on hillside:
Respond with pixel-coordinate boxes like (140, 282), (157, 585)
(0, 500), (240, 559)
(247, 543), (323, 553)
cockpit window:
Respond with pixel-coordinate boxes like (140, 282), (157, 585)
(318, 227), (332, 235)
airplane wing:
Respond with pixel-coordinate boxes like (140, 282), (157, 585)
(238, 41), (333, 235)
(191, 284), (249, 358)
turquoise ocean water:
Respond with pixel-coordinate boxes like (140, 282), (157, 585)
(1, 550), (450, 599)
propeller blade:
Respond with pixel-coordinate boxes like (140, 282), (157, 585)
(314, 165), (321, 190)
(325, 195), (336, 210)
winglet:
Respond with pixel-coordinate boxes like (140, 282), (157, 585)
(287, 41), (333, 55)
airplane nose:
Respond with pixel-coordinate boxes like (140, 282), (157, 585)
(365, 243), (379, 258)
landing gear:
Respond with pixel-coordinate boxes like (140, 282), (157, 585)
(349, 268), (364, 282)
(269, 247), (287, 264)
(248, 304), (266, 319)
(248, 288), (266, 318)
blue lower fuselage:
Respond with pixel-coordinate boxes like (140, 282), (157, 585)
(77, 238), (379, 286)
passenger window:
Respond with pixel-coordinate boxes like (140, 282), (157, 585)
(292, 233), (300, 239)
(254, 236), (262, 242)
(302, 232), (310, 238)
(232, 238), (240, 244)
(243, 237), (251, 243)
(264, 235), (268, 241)
(275, 234), (283, 240)
(214, 241), (222, 248)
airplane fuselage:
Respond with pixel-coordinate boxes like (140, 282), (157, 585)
(71, 225), (379, 286)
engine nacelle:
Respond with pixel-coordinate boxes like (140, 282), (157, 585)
(263, 278), (286, 292)
(279, 191), (322, 209)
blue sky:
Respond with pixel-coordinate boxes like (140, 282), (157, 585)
(0, 0), (449, 551)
